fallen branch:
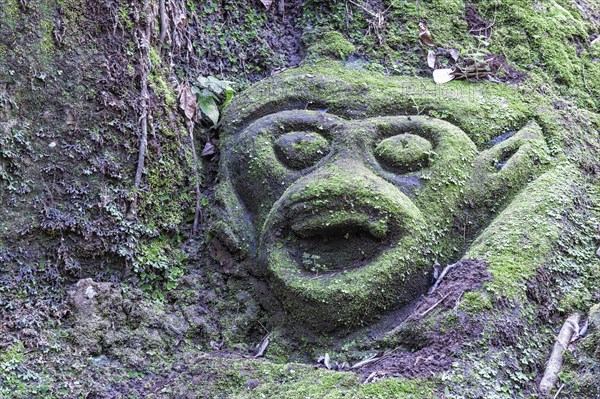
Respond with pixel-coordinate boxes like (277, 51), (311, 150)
(364, 371), (382, 384)
(428, 262), (458, 294)
(351, 354), (380, 369)
(539, 313), (580, 396)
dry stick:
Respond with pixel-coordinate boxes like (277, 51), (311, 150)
(348, 0), (377, 17)
(363, 371), (379, 384)
(187, 121), (202, 236)
(553, 384), (565, 399)
(351, 354), (380, 369)
(420, 292), (450, 317)
(539, 313), (580, 397)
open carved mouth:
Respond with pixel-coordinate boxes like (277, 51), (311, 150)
(277, 204), (398, 274)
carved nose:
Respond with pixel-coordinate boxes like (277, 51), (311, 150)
(284, 158), (423, 238)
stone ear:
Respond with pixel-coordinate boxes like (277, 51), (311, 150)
(208, 180), (256, 262)
(466, 121), (551, 210)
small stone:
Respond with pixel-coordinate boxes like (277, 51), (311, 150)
(589, 304), (600, 329)
(85, 286), (97, 299)
(246, 379), (262, 389)
(49, 141), (57, 148)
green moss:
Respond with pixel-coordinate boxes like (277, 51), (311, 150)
(275, 131), (330, 169)
(137, 126), (190, 230)
(460, 291), (493, 312)
(149, 46), (162, 68)
(220, 360), (435, 399)
(222, 62), (542, 147)
(39, 18), (55, 56)
(467, 164), (581, 301)
(133, 238), (186, 295)
(118, 3), (133, 32)
(305, 31), (356, 60)
(298, 1), (599, 111)
(149, 71), (176, 107)
(0, 0), (20, 30)
(0, 341), (56, 398)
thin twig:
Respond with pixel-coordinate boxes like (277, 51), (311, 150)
(363, 371), (379, 384)
(347, 0), (377, 17)
(553, 384), (565, 399)
(453, 291), (464, 312)
(255, 333), (270, 358)
(351, 354), (380, 369)
(420, 293), (450, 317)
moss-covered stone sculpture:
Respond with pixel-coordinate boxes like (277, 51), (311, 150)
(213, 63), (551, 330)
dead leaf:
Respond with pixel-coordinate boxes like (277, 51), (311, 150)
(317, 353), (332, 369)
(260, 0), (273, 9)
(449, 48), (460, 62)
(427, 50), (436, 69)
(179, 85), (196, 120)
(201, 141), (217, 157)
(255, 335), (270, 357)
(433, 68), (455, 84)
(178, 14), (188, 27)
(324, 353), (331, 370)
(419, 22), (434, 47)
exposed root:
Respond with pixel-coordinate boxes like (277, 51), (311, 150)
(129, 0), (154, 219)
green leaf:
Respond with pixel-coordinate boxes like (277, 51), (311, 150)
(221, 87), (234, 110)
(196, 76), (209, 87)
(198, 96), (220, 125)
(190, 85), (201, 95)
(199, 88), (218, 100)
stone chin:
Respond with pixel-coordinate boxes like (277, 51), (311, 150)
(258, 159), (428, 329)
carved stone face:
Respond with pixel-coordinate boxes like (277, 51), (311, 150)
(215, 71), (550, 330)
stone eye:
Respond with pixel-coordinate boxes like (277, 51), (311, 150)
(274, 131), (329, 170)
(374, 133), (432, 173)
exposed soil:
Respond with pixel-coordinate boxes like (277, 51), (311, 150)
(356, 259), (491, 378)
(463, 5), (528, 84)
(464, 4), (493, 38)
